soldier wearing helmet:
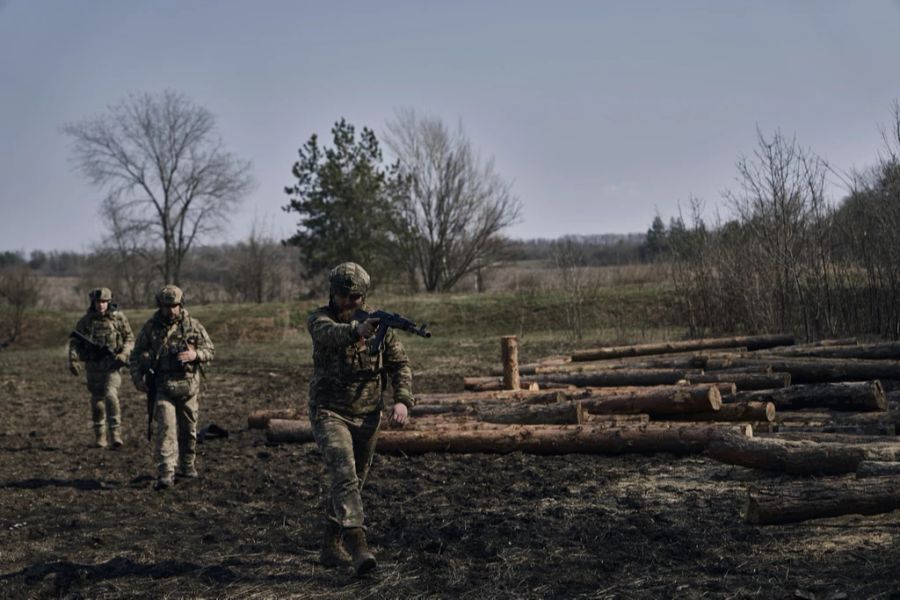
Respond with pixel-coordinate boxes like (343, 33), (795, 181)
(67, 287), (134, 449)
(306, 262), (414, 575)
(129, 284), (215, 490)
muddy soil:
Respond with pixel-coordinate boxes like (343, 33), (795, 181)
(2, 348), (900, 599)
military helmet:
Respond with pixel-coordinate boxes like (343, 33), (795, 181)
(89, 287), (113, 302)
(329, 262), (370, 296)
(156, 284), (184, 306)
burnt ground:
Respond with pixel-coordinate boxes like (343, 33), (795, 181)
(2, 347), (900, 599)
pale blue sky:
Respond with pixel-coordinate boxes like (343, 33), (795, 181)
(2, 1), (899, 253)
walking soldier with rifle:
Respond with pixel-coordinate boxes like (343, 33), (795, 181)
(68, 287), (134, 449)
(129, 285), (214, 491)
(307, 262), (428, 576)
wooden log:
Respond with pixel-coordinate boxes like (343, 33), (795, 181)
(570, 334), (795, 362)
(501, 335), (520, 390)
(656, 401), (775, 423)
(707, 357), (900, 384)
(706, 433), (866, 475)
(580, 385), (722, 416)
(856, 461), (900, 478)
(744, 479), (900, 525)
(756, 341), (900, 360)
(416, 389), (569, 405)
(770, 422), (895, 436)
(478, 400), (586, 425)
(248, 408), (300, 429)
(756, 432), (900, 447)
(374, 423), (752, 455)
(464, 369), (695, 390)
(466, 379), (541, 392)
(267, 418), (314, 444)
(687, 372), (791, 391)
(729, 381), (887, 412)
(583, 413), (650, 424)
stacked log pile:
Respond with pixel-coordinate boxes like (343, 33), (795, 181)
(251, 333), (900, 525)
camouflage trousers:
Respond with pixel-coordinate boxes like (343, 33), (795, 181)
(85, 369), (122, 436)
(310, 406), (381, 529)
(153, 377), (200, 478)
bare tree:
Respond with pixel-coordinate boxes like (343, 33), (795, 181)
(227, 221), (302, 303)
(63, 90), (254, 285)
(384, 109), (522, 292)
(0, 267), (43, 350)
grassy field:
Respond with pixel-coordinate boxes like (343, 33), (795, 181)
(3, 284), (900, 598)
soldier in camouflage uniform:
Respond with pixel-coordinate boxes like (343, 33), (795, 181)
(129, 285), (214, 490)
(68, 287), (134, 449)
(308, 262), (414, 576)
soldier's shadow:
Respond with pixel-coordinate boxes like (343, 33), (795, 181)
(1, 478), (117, 491)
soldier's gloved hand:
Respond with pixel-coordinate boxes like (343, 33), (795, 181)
(115, 352), (129, 366)
(355, 318), (380, 339)
(68, 362), (82, 377)
(134, 379), (149, 393)
(388, 402), (409, 428)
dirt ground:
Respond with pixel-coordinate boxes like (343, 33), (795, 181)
(2, 347), (900, 599)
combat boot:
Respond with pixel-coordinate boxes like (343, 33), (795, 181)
(343, 527), (376, 575)
(93, 427), (107, 448)
(177, 464), (199, 479)
(319, 521), (352, 568)
(110, 429), (124, 449)
(154, 474), (175, 491)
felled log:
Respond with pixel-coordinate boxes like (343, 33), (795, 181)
(267, 418), (315, 443)
(374, 423), (752, 455)
(464, 369), (694, 390)
(728, 381), (886, 412)
(706, 433), (866, 475)
(579, 384), (721, 416)
(744, 479), (900, 525)
(248, 408), (300, 429)
(686, 372), (791, 391)
(477, 400), (586, 425)
(771, 422), (895, 436)
(466, 379), (541, 392)
(856, 461), (900, 478)
(656, 401), (775, 423)
(570, 334), (794, 361)
(416, 389), (569, 405)
(265, 419), (751, 453)
(756, 432), (900, 446)
(704, 357), (900, 384)
(756, 341), (900, 360)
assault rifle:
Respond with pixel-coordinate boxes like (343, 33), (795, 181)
(69, 330), (125, 366)
(353, 309), (431, 355)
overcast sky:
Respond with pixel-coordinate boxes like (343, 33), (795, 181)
(2, 1), (899, 255)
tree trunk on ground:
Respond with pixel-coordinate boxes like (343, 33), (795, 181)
(729, 381), (887, 411)
(580, 385), (722, 416)
(706, 433), (866, 474)
(248, 408), (300, 429)
(754, 341), (900, 360)
(744, 479), (900, 525)
(656, 401), (775, 422)
(687, 373), (791, 391)
(570, 334), (795, 361)
(706, 357), (900, 384)
(465, 369), (697, 390)
(856, 461), (900, 478)
(265, 420), (751, 453)
(756, 431), (900, 446)
(478, 400), (586, 425)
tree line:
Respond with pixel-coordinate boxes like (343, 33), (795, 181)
(648, 102), (900, 341)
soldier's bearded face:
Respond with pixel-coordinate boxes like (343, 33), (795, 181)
(334, 293), (364, 323)
(161, 304), (182, 322)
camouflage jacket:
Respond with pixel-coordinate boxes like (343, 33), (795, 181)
(68, 306), (134, 372)
(307, 304), (413, 416)
(129, 309), (214, 385)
